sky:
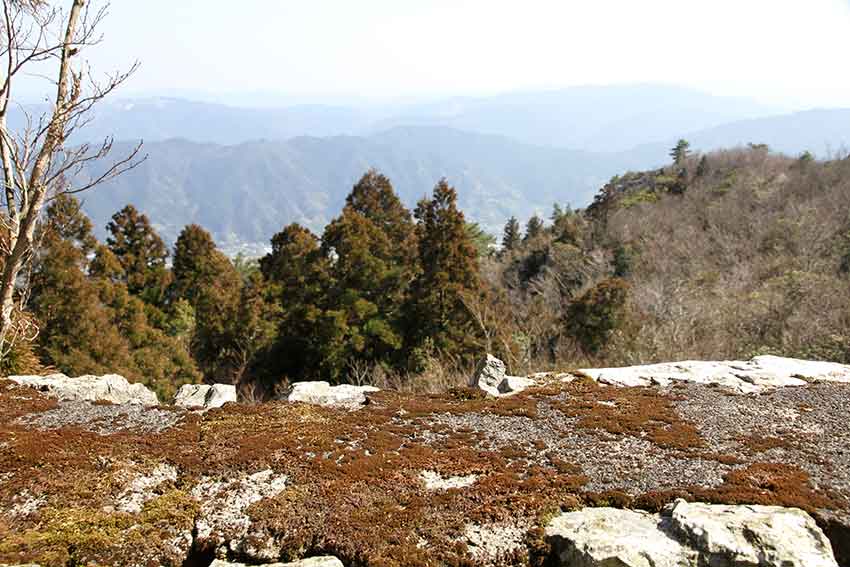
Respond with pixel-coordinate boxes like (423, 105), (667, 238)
(18, 0), (850, 108)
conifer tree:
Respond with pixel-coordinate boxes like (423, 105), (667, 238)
(525, 215), (544, 241)
(344, 170), (418, 260)
(696, 155), (709, 177)
(320, 172), (417, 367)
(670, 139), (691, 166)
(106, 205), (170, 305)
(407, 179), (480, 358)
(170, 224), (243, 382)
(502, 216), (521, 252)
(465, 222), (496, 258)
(259, 223), (328, 383)
(31, 197), (199, 398)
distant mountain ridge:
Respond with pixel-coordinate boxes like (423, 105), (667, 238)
(17, 84), (780, 151)
(81, 127), (634, 249)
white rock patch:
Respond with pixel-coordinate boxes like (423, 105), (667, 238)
(287, 381), (379, 410)
(192, 469), (288, 546)
(9, 490), (46, 519)
(464, 521), (528, 561)
(420, 470), (478, 491)
(116, 463), (178, 513)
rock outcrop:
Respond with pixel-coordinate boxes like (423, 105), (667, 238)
(546, 499), (838, 566)
(173, 383), (237, 411)
(2, 355), (850, 567)
(579, 355), (850, 393)
(8, 373), (159, 405)
(286, 381), (379, 409)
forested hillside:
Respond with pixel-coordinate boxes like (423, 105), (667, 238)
(12, 146), (849, 398)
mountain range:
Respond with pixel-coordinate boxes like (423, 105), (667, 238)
(48, 85), (849, 251)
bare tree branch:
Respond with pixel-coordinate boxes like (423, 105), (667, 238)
(0, 0), (141, 356)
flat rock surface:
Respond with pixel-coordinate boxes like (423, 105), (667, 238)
(1, 371), (849, 566)
(579, 355), (850, 393)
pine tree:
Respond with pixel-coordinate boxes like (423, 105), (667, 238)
(670, 139), (691, 166)
(407, 179), (480, 359)
(465, 222), (496, 258)
(320, 212), (403, 373)
(524, 215), (544, 241)
(171, 224), (233, 305)
(106, 205), (170, 305)
(502, 216), (521, 252)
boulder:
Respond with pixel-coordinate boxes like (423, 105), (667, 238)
(210, 558), (343, 567)
(577, 355), (850, 393)
(470, 354), (506, 396)
(471, 354), (537, 396)
(668, 499), (837, 567)
(8, 373), (159, 406)
(545, 500), (838, 567)
(173, 383), (236, 411)
(287, 381), (379, 410)
(546, 506), (691, 567)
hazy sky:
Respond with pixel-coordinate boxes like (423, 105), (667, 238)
(22, 0), (850, 108)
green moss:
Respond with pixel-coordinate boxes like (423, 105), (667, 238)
(0, 507), (143, 565)
(0, 491), (198, 566)
(140, 489), (199, 527)
(618, 188), (659, 209)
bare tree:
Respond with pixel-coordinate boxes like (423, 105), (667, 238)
(0, 0), (142, 358)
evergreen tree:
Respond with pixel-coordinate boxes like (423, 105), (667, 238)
(670, 139), (691, 166)
(31, 197), (199, 398)
(320, 208), (408, 378)
(171, 225), (232, 305)
(407, 179), (480, 359)
(106, 205), (170, 305)
(502, 216), (521, 252)
(524, 215), (544, 241)
(465, 222), (496, 258)
(344, 170), (418, 259)
(259, 223), (328, 383)
(170, 224), (244, 382)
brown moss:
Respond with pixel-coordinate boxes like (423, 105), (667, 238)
(582, 490), (633, 509)
(737, 434), (792, 454)
(692, 462), (841, 512)
(2, 380), (847, 567)
(552, 377), (705, 451)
